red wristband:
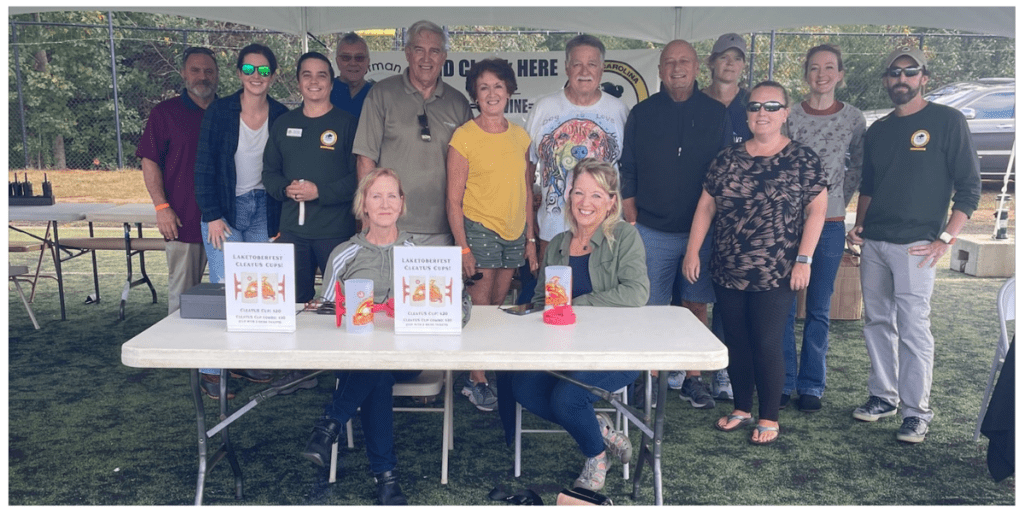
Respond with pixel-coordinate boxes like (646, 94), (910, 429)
(154, 203), (170, 211)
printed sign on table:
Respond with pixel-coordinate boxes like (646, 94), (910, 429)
(393, 246), (462, 334)
(224, 242), (296, 332)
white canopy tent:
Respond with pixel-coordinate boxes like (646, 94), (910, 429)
(9, 6), (1015, 43)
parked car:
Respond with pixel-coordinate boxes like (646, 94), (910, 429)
(862, 78), (1014, 180)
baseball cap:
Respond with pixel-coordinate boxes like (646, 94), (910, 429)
(712, 33), (746, 58)
(884, 45), (928, 69)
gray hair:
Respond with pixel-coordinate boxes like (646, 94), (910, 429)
(405, 20), (447, 51)
(565, 34), (605, 63)
(336, 32), (368, 59)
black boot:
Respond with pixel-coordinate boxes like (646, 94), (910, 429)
(301, 418), (342, 467)
(374, 470), (408, 505)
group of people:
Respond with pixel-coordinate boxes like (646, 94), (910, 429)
(137, 19), (981, 504)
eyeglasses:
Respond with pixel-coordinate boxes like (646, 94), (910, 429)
(418, 113), (431, 142)
(338, 54), (367, 63)
(182, 46), (215, 65)
(240, 64), (272, 77)
(885, 66), (922, 78)
(746, 101), (787, 113)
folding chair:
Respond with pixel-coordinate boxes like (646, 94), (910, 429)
(514, 386), (631, 480)
(330, 370), (454, 484)
(10, 265), (41, 330)
(974, 276), (1014, 441)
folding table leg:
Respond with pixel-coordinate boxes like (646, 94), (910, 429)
(135, 222), (158, 303)
(51, 222), (68, 320)
(119, 223), (133, 320)
(190, 370), (209, 506)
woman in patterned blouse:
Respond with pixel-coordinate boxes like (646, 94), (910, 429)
(683, 81), (828, 445)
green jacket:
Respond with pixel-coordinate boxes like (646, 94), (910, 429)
(531, 220), (650, 308)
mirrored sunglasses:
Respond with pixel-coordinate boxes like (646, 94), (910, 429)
(746, 101), (786, 113)
(241, 64), (273, 77)
(885, 66), (922, 78)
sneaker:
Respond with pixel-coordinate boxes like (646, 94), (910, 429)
(852, 396), (898, 422)
(573, 452), (609, 491)
(896, 417), (929, 443)
(632, 377), (659, 409)
(270, 370), (319, 395)
(680, 376), (715, 409)
(666, 371), (686, 390)
(798, 394), (822, 413)
(461, 381), (498, 412)
(596, 413), (632, 464)
(199, 374), (236, 400)
(711, 369), (733, 401)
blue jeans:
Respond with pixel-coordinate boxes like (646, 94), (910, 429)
(201, 189), (269, 285)
(634, 222), (715, 305)
(200, 190), (269, 376)
(511, 370), (638, 457)
(782, 221), (845, 397)
(322, 370), (421, 475)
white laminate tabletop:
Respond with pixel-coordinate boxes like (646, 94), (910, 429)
(122, 306), (728, 372)
(8, 202), (117, 222)
(85, 203), (157, 224)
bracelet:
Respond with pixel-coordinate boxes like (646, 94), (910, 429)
(461, 247), (471, 255)
(154, 203), (170, 211)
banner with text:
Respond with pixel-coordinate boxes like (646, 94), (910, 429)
(393, 246), (462, 334)
(224, 242), (296, 333)
(364, 49), (661, 126)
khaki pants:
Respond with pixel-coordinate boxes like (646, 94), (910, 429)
(165, 241), (207, 314)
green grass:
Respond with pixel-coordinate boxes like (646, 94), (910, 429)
(7, 224), (1015, 505)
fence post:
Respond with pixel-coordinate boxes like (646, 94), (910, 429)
(767, 30), (776, 81)
(747, 32), (756, 90)
(11, 20), (30, 169)
(107, 11), (124, 169)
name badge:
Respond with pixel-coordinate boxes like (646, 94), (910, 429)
(286, 128), (302, 137)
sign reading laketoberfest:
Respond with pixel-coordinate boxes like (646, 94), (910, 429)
(393, 246), (462, 334)
(224, 242), (296, 333)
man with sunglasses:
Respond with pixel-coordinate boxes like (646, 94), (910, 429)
(353, 20), (472, 246)
(137, 46), (219, 314)
(331, 32), (374, 120)
(847, 46), (981, 444)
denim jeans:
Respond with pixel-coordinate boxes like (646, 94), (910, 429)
(511, 370), (638, 457)
(322, 370), (421, 474)
(782, 221), (845, 397)
(634, 222), (715, 305)
(200, 190), (268, 375)
(201, 189), (269, 285)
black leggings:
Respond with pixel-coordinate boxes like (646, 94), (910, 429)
(713, 283), (796, 422)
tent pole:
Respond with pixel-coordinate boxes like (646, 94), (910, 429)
(108, 11), (124, 169)
(301, 7), (308, 53)
(674, 7), (682, 40)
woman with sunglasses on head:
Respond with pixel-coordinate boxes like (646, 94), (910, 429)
(780, 45), (866, 413)
(192, 44), (290, 393)
(683, 81), (827, 446)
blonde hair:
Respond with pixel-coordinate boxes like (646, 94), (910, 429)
(565, 158), (623, 243)
(352, 168), (406, 223)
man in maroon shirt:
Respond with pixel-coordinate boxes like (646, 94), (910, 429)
(136, 46), (219, 315)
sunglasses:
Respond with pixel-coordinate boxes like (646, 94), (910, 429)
(885, 66), (922, 78)
(240, 64), (272, 77)
(746, 101), (786, 113)
(418, 113), (431, 142)
(338, 54), (367, 63)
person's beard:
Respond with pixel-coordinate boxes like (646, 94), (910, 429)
(887, 82), (919, 106)
(187, 79), (215, 100)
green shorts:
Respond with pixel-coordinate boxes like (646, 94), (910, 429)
(464, 217), (526, 269)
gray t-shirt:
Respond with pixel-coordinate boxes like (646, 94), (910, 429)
(353, 71), (472, 235)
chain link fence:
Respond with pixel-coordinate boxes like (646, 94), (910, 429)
(9, 13), (1014, 171)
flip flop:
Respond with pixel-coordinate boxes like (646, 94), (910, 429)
(714, 414), (753, 432)
(749, 424), (780, 445)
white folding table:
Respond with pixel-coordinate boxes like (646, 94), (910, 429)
(122, 305), (727, 506)
(82, 203), (164, 319)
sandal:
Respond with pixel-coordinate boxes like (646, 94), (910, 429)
(714, 414), (753, 432)
(749, 424), (780, 445)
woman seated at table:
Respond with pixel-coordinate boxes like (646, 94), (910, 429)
(300, 168), (417, 506)
(683, 81), (827, 446)
(512, 158), (649, 492)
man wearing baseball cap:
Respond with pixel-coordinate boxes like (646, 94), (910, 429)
(846, 45), (981, 443)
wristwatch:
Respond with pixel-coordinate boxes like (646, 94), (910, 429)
(796, 255), (813, 265)
(939, 231), (957, 244)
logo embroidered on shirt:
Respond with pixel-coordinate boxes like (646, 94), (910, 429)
(320, 130), (337, 150)
(910, 130), (930, 151)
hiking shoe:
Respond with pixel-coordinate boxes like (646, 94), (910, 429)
(798, 394), (822, 413)
(852, 396), (897, 422)
(680, 376), (715, 409)
(461, 381), (498, 412)
(596, 413), (632, 464)
(896, 417), (929, 443)
(711, 369), (733, 401)
(666, 371), (686, 390)
(270, 370), (319, 395)
(200, 374), (235, 400)
(573, 452), (609, 491)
